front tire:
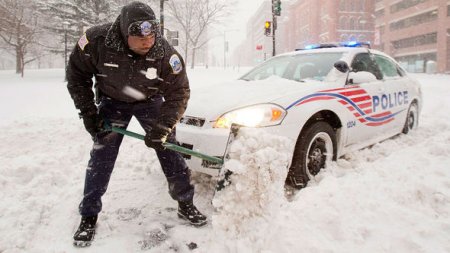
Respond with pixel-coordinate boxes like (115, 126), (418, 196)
(286, 121), (337, 189)
(402, 102), (419, 134)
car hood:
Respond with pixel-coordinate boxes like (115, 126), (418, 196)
(184, 75), (324, 121)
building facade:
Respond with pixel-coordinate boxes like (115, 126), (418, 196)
(234, 0), (376, 65)
(283, 0), (376, 50)
(374, 0), (450, 73)
(232, 0), (449, 73)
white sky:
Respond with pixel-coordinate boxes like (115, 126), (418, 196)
(230, 0), (265, 45)
(230, 0), (265, 36)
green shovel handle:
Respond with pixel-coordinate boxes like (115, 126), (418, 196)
(105, 124), (224, 166)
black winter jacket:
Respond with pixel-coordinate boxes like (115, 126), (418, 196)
(67, 16), (190, 129)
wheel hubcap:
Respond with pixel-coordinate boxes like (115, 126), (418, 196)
(306, 133), (333, 178)
(309, 147), (324, 174)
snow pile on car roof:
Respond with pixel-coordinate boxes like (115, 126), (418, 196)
(212, 128), (294, 235)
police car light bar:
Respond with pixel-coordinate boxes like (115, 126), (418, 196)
(297, 41), (371, 51)
(340, 41), (371, 48)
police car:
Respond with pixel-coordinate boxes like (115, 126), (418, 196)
(176, 42), (422, 189)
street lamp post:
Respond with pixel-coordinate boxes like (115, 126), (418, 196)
(223, 29), (238, 69)
(271, 0), (276, 57)
(160, 0), (169, 36)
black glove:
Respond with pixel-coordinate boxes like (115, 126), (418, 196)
(81, 113), (104, 137)
(145, 123), (172, 151)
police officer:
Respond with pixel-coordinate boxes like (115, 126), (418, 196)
(67, 1), (206, 246)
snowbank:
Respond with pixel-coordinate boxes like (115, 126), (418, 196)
(0, 70), (449, 253)
(212, 129), (293, 236)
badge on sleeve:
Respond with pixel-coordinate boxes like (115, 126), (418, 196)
(169, 54), (182, 74)
(78, 33), (89, 51)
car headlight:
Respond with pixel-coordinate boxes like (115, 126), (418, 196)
(213, 103), (287, 128)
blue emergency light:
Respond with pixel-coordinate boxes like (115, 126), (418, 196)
(299, 41), (371, 50)
(339, 41), (371, 48)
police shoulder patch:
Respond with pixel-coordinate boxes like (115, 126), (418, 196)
(78, 33), (89, 51)
(169, 54), (182, 74)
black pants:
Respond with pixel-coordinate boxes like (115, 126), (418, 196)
(79, 96), (194, 217)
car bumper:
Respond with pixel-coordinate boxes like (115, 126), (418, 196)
(176, 124), (231, 176)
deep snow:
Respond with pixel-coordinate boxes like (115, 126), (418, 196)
(0, 68), (449, 253)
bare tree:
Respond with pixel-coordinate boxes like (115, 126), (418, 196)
(166, 0), (233, 68)
(37, 0), (121, 49)
(0, 0), (41, 76)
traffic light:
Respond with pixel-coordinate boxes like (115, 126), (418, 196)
(264, 21), (271, 36)
(273, 0), (281, 16)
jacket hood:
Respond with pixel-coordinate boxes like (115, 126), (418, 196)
(105, 2), (164, 58)
(119, 1), (156, 38)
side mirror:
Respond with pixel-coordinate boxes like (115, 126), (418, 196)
(348, 71), (377, 84)
(334, 61), (349, 73)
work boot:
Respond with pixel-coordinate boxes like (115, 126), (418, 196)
(73, 215), (97, 247)
(178, 201), (207, 227)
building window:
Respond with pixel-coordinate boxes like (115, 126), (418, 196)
(448, 5), (450, 16)
(340, 0), (345, 11)
(350, 0), (356, 12)
(349, 17), (356, 30)
(390, 0), (427, 14)
(395, 52), (436, 73)
(390, 10), (438, 31)
(375, 8), (385, 18)
(359, 0), (365, 11)
(392, 32), (437, 49)
(347, 0), (353, 12)
(358, 17), (365, 30)
(339, 16), (348, 29)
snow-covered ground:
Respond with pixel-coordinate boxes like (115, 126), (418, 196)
(0, 68), (449, 253)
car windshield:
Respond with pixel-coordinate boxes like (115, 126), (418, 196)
(240, 52), (344, 82)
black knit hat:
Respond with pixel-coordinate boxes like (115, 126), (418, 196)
(119, 1), (157, 37)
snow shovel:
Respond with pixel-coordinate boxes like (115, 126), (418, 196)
(103, 122), (224, 165)
(104, 122), (240, 191)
